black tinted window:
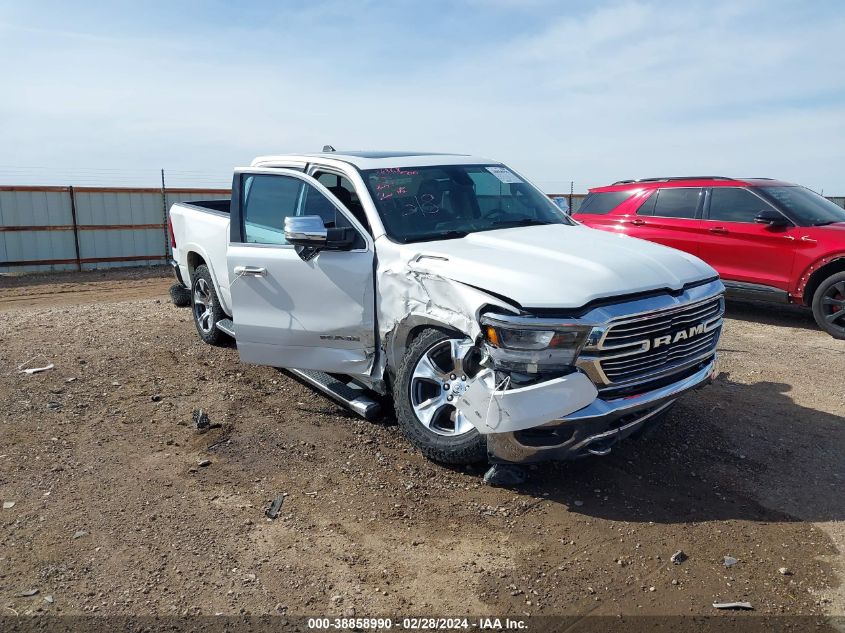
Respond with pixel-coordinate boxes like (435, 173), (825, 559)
(652, 188), (701, 219)
(636, 191), (657, 215)
(758, 186), (845, 226)
(709, 187), (773, 223)
(578, 191), (633, 215)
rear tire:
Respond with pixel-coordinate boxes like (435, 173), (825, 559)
(191, 265), (226, 345)
(393, 328), (487, 465)
(811, 271), (845, 340)
(170, 283), (191, 307)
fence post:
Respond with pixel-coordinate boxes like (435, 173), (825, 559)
(160, 168), (169, 261)
(68, 186), (82, 271)
(568, 180), (574, 212)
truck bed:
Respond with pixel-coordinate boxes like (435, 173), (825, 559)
(180, 199), (230, 214)
(169, 200), (233, 315)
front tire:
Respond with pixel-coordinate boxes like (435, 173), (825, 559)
(191, 265), (226, 345)
(393, 328), (487, 465)
(811, 271), (845, 340)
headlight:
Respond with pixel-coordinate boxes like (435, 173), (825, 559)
(481, 318), (591, 373)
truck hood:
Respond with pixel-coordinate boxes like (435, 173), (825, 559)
(403, 224), (717, 309)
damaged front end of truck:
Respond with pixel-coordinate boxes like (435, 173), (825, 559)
(377, 247), (724, 464)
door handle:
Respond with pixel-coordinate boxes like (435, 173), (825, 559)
(800, 236), (817, 244)
(708, 227), (728, 234)
(233, 265), (267, 277)
(629, 219), (646, 226)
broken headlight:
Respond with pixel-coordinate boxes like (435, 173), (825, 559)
(480, 316), (591, 373)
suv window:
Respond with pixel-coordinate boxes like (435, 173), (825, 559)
(578, 191), (634, 214)
(757, 186), (845, 226)
(708, 187), (773, 223)
(645, 188), (702, 219)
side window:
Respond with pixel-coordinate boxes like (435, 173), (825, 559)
(302, 185), (341, 227)
(242, 175), (365, 248)
(578, 191), (634, 215)
(709, 187), (774, 223)
(636, 191), (657, 216)
(651, 188), (702, 219)
(314, 171), (371, 235)
(242, 174), (303, 245)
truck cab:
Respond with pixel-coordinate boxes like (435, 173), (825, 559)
(169, 151), (724, 465)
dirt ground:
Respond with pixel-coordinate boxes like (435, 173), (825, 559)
(0, 268), (843, 629)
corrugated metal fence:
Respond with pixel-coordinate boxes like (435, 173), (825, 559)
(1, 187), (842, 274)
(0, 186), (231, 273)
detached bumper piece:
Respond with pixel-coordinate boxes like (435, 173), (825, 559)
(486, 356), (717, 463)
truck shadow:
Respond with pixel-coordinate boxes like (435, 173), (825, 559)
(725, 297), (819, 332)
(506, 374), (845, 524)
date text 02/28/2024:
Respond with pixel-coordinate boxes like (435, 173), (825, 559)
(306, 617), (528, 630)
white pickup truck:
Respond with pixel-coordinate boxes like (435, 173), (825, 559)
(169, 150), (724, 465)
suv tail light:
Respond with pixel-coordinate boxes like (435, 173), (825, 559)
(167, 215), (176, 249)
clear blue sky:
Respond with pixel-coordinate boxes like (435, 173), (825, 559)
(1, 0), (843, 192)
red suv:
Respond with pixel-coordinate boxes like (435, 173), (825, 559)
(573, 177), (845, 339)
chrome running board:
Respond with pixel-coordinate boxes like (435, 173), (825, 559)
(287, 368), (381, 420)
(215, 318), (236, 337)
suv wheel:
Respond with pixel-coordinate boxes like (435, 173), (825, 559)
(811, 271), (845, 339)
(393, 328), (487, 465)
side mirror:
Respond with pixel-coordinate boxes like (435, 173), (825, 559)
(285, 215), (327, 247)
(285, 216), (356, 261)
(754, 209), (789, 227)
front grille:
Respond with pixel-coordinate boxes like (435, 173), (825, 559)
(597, 296), (723, 385)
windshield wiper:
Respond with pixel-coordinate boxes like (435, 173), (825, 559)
(491, 218), (556, 228)
(812, 220), (838, 226)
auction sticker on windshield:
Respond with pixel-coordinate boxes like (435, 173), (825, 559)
(486, 166), (523, 184)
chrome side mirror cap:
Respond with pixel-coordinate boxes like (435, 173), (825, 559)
(285, 215), (327, 246)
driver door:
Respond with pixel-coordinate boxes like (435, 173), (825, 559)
(699, 187), (796, 290)
(227, 168), (375, 375)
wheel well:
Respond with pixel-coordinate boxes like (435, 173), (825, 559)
(385, 323), (465, 385)
(186, 251), (206, 282)
(803, 258), (845, 305)
(405, 324), (464, 350)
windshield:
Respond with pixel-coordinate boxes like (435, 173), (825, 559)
(758, 186), (845, 226)
(362, 164), (573, 243)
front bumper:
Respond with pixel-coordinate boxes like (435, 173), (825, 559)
(486, 356), (717, 463)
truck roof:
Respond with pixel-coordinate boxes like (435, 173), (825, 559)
(251, 150), (497, 170)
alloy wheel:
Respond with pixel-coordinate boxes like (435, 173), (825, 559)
(409, 338), (482, 436)
(822, 280), (845, 334)
(193, 278), (214, 334)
